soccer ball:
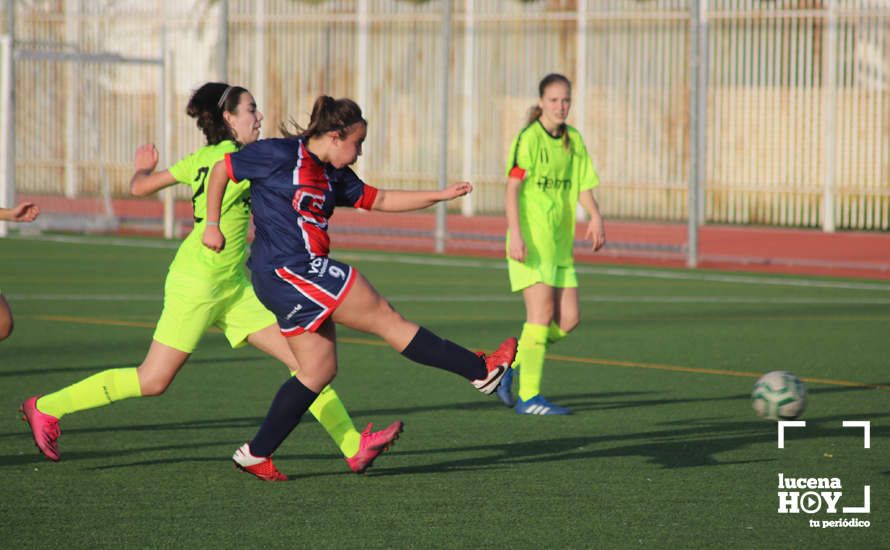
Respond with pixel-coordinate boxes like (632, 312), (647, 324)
(751, 370), (807, 420)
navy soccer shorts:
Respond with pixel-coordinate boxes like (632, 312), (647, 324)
(251, 257), (357, 336)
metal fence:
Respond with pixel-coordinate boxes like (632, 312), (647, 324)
(1, 0), (888, 235)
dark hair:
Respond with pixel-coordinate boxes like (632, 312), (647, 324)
(526, 73), (572, 149)
(280, 95), (366, 140)
(186, 82), (249, 145)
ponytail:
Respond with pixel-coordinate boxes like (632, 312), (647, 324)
(281, 95), (366, 140)
(525, 105), (543, 127)
(186, 82), (248, 145)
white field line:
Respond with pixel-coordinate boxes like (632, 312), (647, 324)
(8, 234), (890, 292)
(9, 234), (180, 249)
(388, 295), (890, 304)
(339, 252), (890, 292)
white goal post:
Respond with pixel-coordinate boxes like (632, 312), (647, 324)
(0, 36), (172, 237)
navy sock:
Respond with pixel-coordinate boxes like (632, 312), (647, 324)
(249, 376), (319, 457)
(400, 326), (487, 380)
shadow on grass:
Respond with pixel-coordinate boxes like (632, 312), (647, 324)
(2, 382), (884, 478)
(349, 411), (887, 477)
(0, 390), (659, 444)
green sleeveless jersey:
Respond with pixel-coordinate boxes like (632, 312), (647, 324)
(505, 121), (600, 266)
(167, 140), (252, 277)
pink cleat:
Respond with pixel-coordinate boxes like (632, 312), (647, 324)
(345, 421), (404, 474)
(232, 443), (288, 481)
(20, 396), (60, 462)
(472, 336), (518, 395)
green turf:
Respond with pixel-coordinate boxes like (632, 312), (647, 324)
(1, 235), (886, 548)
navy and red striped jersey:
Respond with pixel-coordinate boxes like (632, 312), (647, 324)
(224, 136), (378, 272)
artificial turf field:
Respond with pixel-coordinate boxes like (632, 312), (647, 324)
(1, 234), (886, 548)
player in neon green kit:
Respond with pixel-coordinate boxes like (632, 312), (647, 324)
(20, 82), (401, 472)
(497, 73), (607, 415)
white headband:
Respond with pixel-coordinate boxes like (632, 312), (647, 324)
(217, 86), (234, 109)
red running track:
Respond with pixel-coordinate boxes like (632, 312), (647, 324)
(331, 210), (890, 281)
(19, 194), (890, 280)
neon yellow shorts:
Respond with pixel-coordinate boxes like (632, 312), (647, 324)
(153, 268), (276, 353)
(507, 259), (578, 292)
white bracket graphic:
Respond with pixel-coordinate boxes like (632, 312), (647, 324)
(777, 420), (806, 448)
(841, 420), (871, 449)
(842, 485), (871, 514)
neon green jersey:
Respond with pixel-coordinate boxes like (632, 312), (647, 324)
(167, 140), (252, 277)
(505, 121), (600, 266)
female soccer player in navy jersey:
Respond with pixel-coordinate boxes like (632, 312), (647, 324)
(20, 84), (401, 475)
(202, 95), (517, 481)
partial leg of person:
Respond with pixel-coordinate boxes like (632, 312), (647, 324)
(497, 258), (547, 407)
(0, 293), (13, 341)
(230, 265), (354, 480)
(515, 283), (554, 401)
(513, 283), (570, 415)
(332, 271), (516, 394)
(232, 320), (337, 481)
(22, 266), (215, 461)
(549, 286), (580, 344)
(21, 340), (188, 461)
(246, 324), (403, 474)
(232, 262), (513, 482)
(497, 282), (553, 408)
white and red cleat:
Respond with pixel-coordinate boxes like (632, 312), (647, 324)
(472, 336), (518, 395)
(345, 421), (404, 474)
(20, 396), (61, 461)
(232, 443), (288, 481)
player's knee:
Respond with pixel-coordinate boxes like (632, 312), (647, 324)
(0, 304), (13, 341)
(527, 310), (555, 326)
(139, 381), (168, 397)
(136, 372), (171, 396)
(376, 298), (407, 325)
(280, 356), (300, 373)
(323, 363), (337, 385)
(561, 316), (580, 333)
(316, 361), (337, 381)
(378, 296), (397, 314)
(297, 363), (336, 391)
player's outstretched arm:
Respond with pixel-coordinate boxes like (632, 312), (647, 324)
(371, 181), (472, 213)
(0, 202), (39, 222)
(579, 189), (606, 252)
(130, 144), (177, 197)
(201, 160), (230, 253)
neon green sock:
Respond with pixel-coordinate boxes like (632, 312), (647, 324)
(516, 323), (549, 401)
(36, 368), (142, 420)
(547, 322), (568, 345)
(309, 384), (361, 458)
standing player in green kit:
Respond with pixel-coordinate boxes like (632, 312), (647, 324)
(20, 82), (401, 473)
(497, 73), (607, 415)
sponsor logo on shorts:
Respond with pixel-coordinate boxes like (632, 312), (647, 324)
(308, 257), (330, 277)
(285, 304), (303, 320)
